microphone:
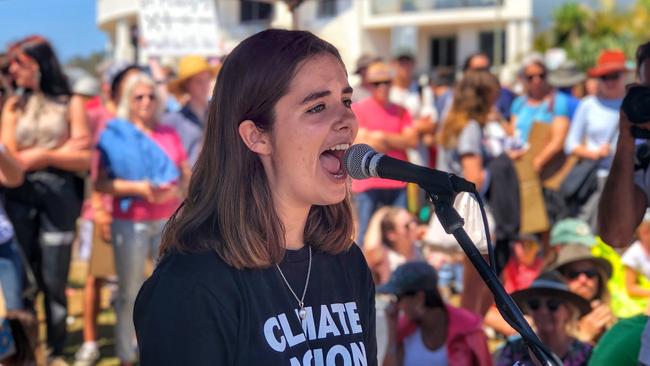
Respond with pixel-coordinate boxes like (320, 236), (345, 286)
(343, 144), (475, 194)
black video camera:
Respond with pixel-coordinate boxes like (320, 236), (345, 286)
(622, 85), (650, 139)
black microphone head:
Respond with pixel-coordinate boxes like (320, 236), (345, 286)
(344, 144), (375, 179)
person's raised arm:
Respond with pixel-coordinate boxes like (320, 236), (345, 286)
(599, 112), (647, 247)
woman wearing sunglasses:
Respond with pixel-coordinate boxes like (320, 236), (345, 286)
(510, 57), (571, 173)
(563, 50), (629, 228)
(498, 271), (593, 366)
(95, 72), (191, 366)
(551, 244), (615, 344)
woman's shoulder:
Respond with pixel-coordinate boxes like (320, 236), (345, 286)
(140, 249), (241, 305)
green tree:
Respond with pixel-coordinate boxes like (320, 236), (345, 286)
(65, 51), (107, 77)
(536, 0), (644, 70)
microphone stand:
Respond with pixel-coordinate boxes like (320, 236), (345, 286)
(426, 189), (561, 366)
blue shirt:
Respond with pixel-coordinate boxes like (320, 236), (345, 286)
(511, 92), (570, 142)
(564, 96), (621, 172)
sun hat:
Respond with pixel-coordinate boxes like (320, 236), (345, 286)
(588, 49), (629, 78)
(365, 61), (394, 84)
(550, 218), (595, 247)
(512, 271), (592, 317)
(548, 60), (586, 88)
(355, 54), (381, 75)
(167, 55), (220, 95)
(550, 244), (613, 280)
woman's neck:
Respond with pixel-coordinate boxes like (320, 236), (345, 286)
(274, 197), (309, 250)
(393, 240), (413, 260)
(131, 117), (154, 133)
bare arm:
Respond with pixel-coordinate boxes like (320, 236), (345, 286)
(0, 147), (24, 187)
(1, 97), (19, 152)
(625, 266), (650, 297)
(95, 163), (150, 199)
(382, 302), (403, 366)
(532, 115), (569, 172)
(598, 112), (647, 247)
(379, 126), (419, 151)
(45, 95), (92, 171)
(461, 154), (486, 190)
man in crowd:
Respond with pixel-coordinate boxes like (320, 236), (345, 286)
(463, 52), (515, 121)
(162, 55), (219, 167)
(598, 40), (650, 365)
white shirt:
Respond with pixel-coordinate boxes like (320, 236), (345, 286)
(621, 241), (650, 279)
(402, 328), (449, 366)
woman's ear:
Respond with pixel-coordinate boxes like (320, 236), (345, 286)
(238, 120), (272, 155)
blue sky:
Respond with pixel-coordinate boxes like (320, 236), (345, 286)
(0, 0), (108, 62)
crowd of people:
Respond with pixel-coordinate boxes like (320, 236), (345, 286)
(0, 30), (648, 366)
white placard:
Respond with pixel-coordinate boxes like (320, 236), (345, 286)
(138, 0), (222, 56)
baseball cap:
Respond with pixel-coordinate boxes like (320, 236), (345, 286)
(377, 261), (438, 297)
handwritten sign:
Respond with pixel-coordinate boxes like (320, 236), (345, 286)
(138, 0), (222, 56)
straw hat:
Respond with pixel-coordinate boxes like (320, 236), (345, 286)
(588, 50), (629, 78)
(365, 62), (394, 83)
(512, 271), (592, 317)
(167, 55), (219, 95)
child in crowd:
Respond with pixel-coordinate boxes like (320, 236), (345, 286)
(622, 213), (650, 312)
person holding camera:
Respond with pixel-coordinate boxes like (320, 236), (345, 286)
(598, 40), (650, 366)
(599, 42), (650, 247)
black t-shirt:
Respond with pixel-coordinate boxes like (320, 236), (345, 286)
(134, 244), (378, 366)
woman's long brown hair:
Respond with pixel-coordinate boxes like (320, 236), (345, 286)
(160, 29), (355, 269)
(438, 70), (499, 149)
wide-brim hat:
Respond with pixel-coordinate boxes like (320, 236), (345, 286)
(588, 49), (629, 77)
(168, 55), (220, 95)
(365, 61), (394, 84)
(512, 271), (592, 317)
(548, 60), (586, 88)
(550, 244), (613, 279)
(355, 54), (381, 74)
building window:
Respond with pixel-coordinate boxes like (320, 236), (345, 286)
(479, 30), (506, 67)
(430, 36), (457, 68)
(240, 0), (272, 22)
(318, 0), (337, 17)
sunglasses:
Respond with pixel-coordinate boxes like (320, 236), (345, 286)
(527, 298), (563, 313)
(371, 80), (391, 88)
(525, 73), (546, 82)
(564, 268), (599, 280)
(599, 72), (622, 81)
(133, 93), (156, 102)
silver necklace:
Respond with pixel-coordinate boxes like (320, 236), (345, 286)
(275, 245), (312, 320)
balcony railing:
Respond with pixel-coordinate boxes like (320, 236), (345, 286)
(372, 0), (499, 15)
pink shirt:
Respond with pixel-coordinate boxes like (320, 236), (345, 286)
(112, 125), (187, 222)
(351, 98), (412, 192)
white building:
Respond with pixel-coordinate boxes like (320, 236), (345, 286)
(97, 0), (538, 79)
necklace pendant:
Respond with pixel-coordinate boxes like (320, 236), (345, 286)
(299, 307), (307, 320)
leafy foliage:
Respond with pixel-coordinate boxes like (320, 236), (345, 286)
(536, 0), (648, 70)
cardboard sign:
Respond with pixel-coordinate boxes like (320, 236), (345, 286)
(138, 0), (222, 56)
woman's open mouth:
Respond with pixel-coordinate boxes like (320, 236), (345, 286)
(319, 143), (350, 181)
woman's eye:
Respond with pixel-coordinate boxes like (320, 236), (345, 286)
(343, 99), (352, 108)
(307, 104), (325, 113)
